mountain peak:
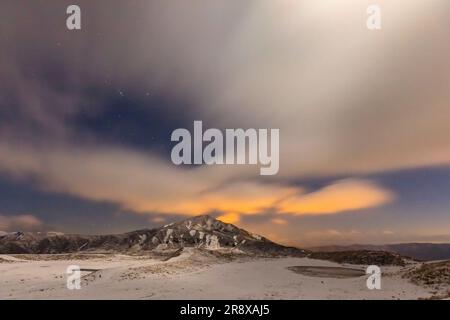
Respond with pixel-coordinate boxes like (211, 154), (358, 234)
(165, 214), (236, 232)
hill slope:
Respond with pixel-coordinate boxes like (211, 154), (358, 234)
(309, 243), (450, 261)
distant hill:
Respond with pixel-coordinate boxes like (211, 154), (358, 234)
(308, 250), (408, 266)
(309, 243), (450, 261)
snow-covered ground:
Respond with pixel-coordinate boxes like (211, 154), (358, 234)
(0, 249), (435, 300)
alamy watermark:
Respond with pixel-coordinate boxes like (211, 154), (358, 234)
(367, 4), (382, 30)
(66, 5), (81, 30)
(366, 265), (381, 290)
(171, 121), (279, 175)
(67, 265), (81, 290)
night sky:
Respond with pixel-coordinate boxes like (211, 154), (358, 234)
(0, 1), (449, 246)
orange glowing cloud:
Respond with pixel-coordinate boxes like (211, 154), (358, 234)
(278, 179), (394, 215)
(271, 218), (288, 225)
(164, 179), (393, 222)
(154, 182), (297, 217)
(0, 142), (394, 219)
(217, 212), (241, 224)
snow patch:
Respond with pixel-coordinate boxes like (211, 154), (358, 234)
(205, 234), (220, 249)
(138, 234), (147, 244)
(155, 243), (168, 250)
(251, 234), (262, 240)
(46, 231), (65, 236)
(163, 229), (173, 243)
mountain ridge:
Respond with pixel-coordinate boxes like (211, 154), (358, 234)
(0, 215), (306, 257)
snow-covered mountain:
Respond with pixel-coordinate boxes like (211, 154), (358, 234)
(0, 215), (306, 256)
